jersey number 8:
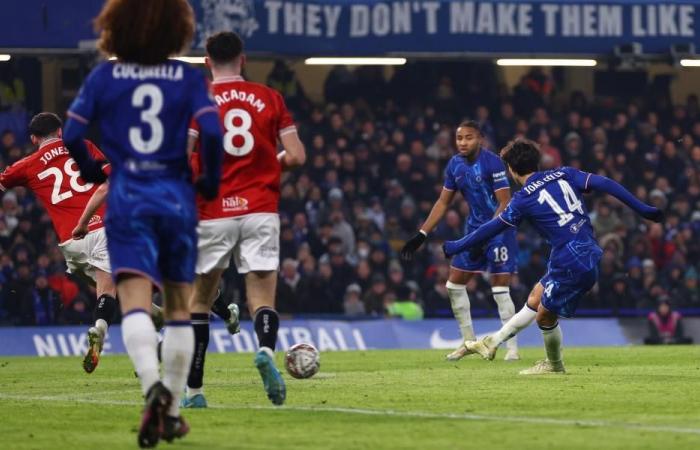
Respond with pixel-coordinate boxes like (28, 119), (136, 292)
(223, 108), (254, 156)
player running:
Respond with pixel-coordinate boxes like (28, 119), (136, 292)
(401, 121), (520, 361)
(0, 112), (119, 374)
(443, 138), (663, 374)
(181, 31), (306, 408)
(63, 0), (222, 447)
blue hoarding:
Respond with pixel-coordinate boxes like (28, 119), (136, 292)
(0, 318), (631, 357)
(1, 1), (699, 55)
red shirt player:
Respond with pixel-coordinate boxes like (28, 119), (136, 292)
(182, 32), (305, 408)
(0, 112), (116, 373)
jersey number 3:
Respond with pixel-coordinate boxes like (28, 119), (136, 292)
(37, 158), (94, 205)
(129, 84), (164, 154)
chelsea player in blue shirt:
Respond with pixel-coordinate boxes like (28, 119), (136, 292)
(444, 138), (663, 374)
(62, 0), (222, 446)
(401, 121), (520, 361)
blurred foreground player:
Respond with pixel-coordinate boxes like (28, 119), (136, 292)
(401, 121), (520, 361)
(183, 31), (306, 408)
(63, 0), (222, 446)
(0, 112), (118, 373)
(444, 139), (663, 374)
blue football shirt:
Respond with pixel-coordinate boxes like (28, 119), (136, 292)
(443, 148), (510, 231)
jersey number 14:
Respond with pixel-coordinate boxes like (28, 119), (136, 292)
(537, 180), (584, 226)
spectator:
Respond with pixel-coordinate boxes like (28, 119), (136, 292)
(343, 283), (365, 316)
(644, 299), (693, 345)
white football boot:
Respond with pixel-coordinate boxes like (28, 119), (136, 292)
(504, 348), (521, 361)
(518, 359), (566, 375)
(445, 343), (476, 361)
(465, 335), (498, 361)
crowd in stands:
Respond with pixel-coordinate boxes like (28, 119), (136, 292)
(2, 61), (700, 326)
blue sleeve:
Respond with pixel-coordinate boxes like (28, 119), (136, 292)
(443, 216), (511, 257)
(561, 166), (592, 192)
(190, 71), (222, 185)
(587, 174), (659, 219)
(490, 154), (509, 191)
(498, 197), (524, 227)
(67, 67), (101, 125)
(443, 159), (456, 191)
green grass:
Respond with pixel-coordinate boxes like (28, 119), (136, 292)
(1, 347), (699, 449)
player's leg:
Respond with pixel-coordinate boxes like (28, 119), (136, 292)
(490, 273), (519, 361)
(445, 265), (477, 360)
(83, 267), (117, 373)
(246, 270), (286, 405)
(183, 269), (224, 408)
(519, 302), (565, 375)
(466, 283), (541, 360)
(237, 213), (285, 405)
(159, 280), (195, 439)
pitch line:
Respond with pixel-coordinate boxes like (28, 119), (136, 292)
(1, 393), (699, 436)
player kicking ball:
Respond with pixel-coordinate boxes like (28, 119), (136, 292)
(182, 31), (306, 408)
(0, 112), (121, 373)
(443, 138), (663, 374)
(401, 121), (520, 361)
(63, 0), (223, 447)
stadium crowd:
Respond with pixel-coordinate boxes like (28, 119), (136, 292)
(1, 61), (700, 325)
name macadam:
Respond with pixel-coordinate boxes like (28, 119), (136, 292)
(31, 326), (368, 357)
(261, 1), (696, 38)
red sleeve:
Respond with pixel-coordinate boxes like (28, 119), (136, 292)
(85, 140), (112, 176)
(188, 118), (200, 138)
(274, 91), (296, 138)
(0, 157), (29, 191)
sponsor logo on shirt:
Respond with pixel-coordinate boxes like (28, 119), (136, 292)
(88, 215), (102, 227)
(222, 196), (249, 212)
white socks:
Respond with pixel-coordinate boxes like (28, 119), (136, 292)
(122, 310), (160, 395)
(162, 323), (194, 417)
(492, 304), (537, 346)
(446, 281), (475, 341)
(541, 323), (563, 363)
(492, 287), (517, 351)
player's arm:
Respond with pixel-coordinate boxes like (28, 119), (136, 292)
(193, 110), (223, 200)
(493, 188), (511, 217)
(443, 216), (511, 258)
(72, 182), (109, 240)
(278, 130), (306, 171)
(64, 71), (108, 184)
(585, 174), (663, 222)
(400, 188), (456, 261)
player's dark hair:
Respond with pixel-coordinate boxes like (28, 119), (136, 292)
(205, 32), (244, 65)
(94, 0), (194, 65)
(457, 120), (482, 135)
(500, 138), (541, 176)
(28, 112), (62, 138)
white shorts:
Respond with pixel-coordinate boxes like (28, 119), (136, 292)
(59, 228), (111, 281)
(196, 213), (280, 275)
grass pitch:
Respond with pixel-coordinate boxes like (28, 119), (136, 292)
(1, 347), (699, 449)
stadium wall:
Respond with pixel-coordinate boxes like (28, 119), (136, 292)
(1, 319), (697, 357)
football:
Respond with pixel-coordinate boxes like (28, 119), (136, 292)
(284, 343), (320, 379)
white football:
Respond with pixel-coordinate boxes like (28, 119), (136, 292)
(285, 343), (320, 379)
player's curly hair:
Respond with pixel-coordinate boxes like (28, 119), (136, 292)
(500, 138), (541, 176)
(94, 0), (194, 65)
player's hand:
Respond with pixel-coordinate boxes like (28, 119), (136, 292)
(195, 175), (219, 200)
(643, 207), (664, 223)
(78, 159), (108, 184)
(400, 231), (427, 261)
(71, 223), (89, 240)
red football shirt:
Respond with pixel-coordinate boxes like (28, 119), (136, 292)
(0, 138), (108, 243)
(190, 76), (296, 219)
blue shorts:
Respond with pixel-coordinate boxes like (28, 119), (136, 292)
(104, 176), (198, 288)
(540, 265), (599, 318)
(451, 227), (517, 274)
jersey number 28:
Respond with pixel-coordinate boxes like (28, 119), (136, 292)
(37, 158), (94, 205)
